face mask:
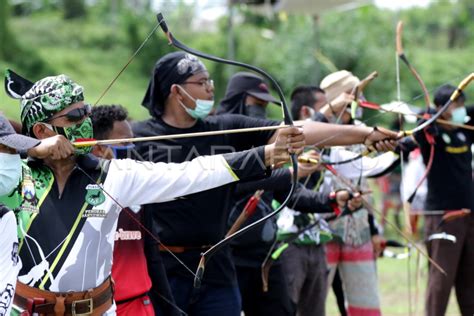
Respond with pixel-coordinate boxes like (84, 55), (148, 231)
(0, 153), (22, 196)
(245, 105), (267, 119)
(177, 86), (214, 119)
(44, 117), (94, 155)
(451, 107), (467, 124)
(307, 107), (316, 121)
(106, 144), (135, 159)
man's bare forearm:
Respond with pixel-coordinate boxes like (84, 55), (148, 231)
(298, 120), (372, 147)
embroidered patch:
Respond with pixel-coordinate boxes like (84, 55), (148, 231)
(85, 184), (105, 206)
(20, 167), (39, 213)
(83, 209), (107, 218)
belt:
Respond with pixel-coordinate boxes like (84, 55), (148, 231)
(158, 244), (211, 253)
(116, 292), (148, 305)
(14, 277), (114, 316)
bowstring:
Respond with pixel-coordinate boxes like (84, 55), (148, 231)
(396, 47), (413, 316)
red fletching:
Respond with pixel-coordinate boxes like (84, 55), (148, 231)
(75, 138), (96, 143)
(243, 192), (263, 217)
(359, 101), (381, 110)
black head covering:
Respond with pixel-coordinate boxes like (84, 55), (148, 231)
(142, 52), (206, 118)
(216, 72), (279, 115)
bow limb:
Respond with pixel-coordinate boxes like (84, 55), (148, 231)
(351, 71), (378, 119)
(407, 72), (474, 134)
(359, 100), (474, 131)
(355, 71), (378, 97)
(396, 20), (433, 244)
(396, 21), (431, 109)
(156, 14), (293, 124)
(155, 13), (298, 288)
(401, 73), (474, 203)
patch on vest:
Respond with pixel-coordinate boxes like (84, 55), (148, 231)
(20, 167), (39, 213)
(83, 209), (107, 218)
(85, 184), (106, 206)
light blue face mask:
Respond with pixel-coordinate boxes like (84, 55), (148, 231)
(451, 106), (467, 124)
(0, 152), (22, 196)
(177, 86), (214, 119)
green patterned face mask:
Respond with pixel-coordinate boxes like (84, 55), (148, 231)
(44, 118), (94, 155)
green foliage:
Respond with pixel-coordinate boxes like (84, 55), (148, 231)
(0, 0), (472, 128)
(63, 0), (86, 20)
(0, 0), (51, 84)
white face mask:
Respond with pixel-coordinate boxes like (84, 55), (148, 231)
(306, 107), (316, 121)
(177, 85), (214, 119)
(451, 107), (468, 124)
(0, 152), (22, 196)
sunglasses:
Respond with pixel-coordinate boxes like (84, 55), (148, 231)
(46, 104), (92, 123)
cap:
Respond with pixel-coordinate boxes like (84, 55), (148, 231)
(0, 115), (40, 151)
(320, 70), (360, 103)
(229, 72), (279, 104)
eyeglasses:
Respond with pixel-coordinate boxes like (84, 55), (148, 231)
(46, 104), (92, 123)
(183, 79), (214, 89)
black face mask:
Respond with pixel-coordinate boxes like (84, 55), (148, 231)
(245, 105), (267, 119)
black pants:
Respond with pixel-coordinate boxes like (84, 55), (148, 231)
(425, 214), (474, 316)
(236, 263), (295, 316)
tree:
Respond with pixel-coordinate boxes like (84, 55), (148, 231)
(0, 0), (21, 60)
(63, 0), (86, 19)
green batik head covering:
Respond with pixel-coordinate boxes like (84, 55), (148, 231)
(20, 74), (93, 155)
(20, 74), (84, 135)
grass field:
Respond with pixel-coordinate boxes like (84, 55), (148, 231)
(0, 13), (150, 121)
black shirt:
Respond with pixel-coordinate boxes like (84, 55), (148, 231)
(230, 169), (333, 267)
(414, 124), (473, 210)
(132, 114), (279, 286)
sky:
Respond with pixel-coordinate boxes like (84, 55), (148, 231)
(154, 0), (433, 22)
(197, 0), (433, 20)
(374, 0), (431, 10)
